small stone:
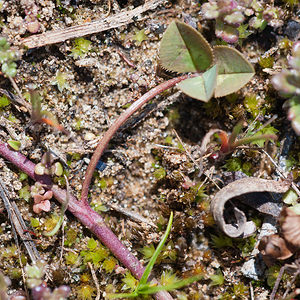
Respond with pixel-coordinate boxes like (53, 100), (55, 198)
(84, 132), (96, 141)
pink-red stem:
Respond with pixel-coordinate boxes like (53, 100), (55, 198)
(0, 76), (191, 300)
(0, 142), (172, 300)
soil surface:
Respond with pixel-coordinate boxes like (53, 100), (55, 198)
(0, 0), (300, 299)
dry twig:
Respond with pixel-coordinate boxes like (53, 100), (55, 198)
(21, 0), (165, 49)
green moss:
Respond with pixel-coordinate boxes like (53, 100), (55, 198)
(232, 282), (249, 297)
(102, 257), (117, 273)
(74, 119), (82, 131)
(132, 29), (148, 46)
(122, 272), (138, 291)
(237, 235), (256, 257)
(65, 252), (80, 265)
(19, 172), (28, 181)
(19, 185), (31, 202)
(153, 167), (166, 180)
(244, 94), (260, 117)
(160, 270), (179, 286)
(210, 269), (224, 286)
(80, 245), (109, 267)
(211, 234), (233, 249)
(0, 95), (10, 108)
(2, 245), (18, 259)
(52, 71), (69, 92)
(87, 238), (98, 251)
(71, 38), (92, 59)
(76, 284), (96, 300)
(30, 218), (40, 228)
(164, 135), (173, 145)
(258, 56), (274, 68)
(139, 244), (155, 261)
(168, 108), (180, 122)
(64, 228), (78, 247)
(43, 214), (60, 232)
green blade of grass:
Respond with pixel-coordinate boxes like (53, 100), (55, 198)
(138, 275), (203, 294)
(138, 211), (173, 286)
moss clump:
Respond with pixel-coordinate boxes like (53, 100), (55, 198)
(258, 56), (274, 68)
(153, 167), (166, 180)
(76, 284), (96, 300)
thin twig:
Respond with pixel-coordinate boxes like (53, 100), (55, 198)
(8, 76), (32, 111)
(107, 203), (157, 228)
(21, 0), (165, 49)
(270, 265), (286, 300)
(0, 182), (40, 263)
(0, 87), (31, 112)
(261, 149), (300, 197)
(88, 262), (101, 300)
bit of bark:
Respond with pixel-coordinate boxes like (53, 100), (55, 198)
(210, 177), (291, 238)
(20, 0), (165, 49)
(0, 142), (173, 300)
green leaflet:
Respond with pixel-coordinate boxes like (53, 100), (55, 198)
(214, 46), (255, 97)
(159, 21), (213, 73)
(177, 65), (217, 102)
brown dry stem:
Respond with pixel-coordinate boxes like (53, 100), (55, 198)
(21, 0), (165, 49)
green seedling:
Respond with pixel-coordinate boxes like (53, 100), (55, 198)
(159, 21), (254, 102)
(216, 121), (277, 154)
(30, 89), (69, 134)
(108, 211), (202, 298)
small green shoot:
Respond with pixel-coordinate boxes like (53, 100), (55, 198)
(132, 29), (148, 46)
(209, 269), (224, 286)
(108, 211), (202, 298)
(30, 89), (68, 134)
(70, 38), (91, 59)
(7, 140), (21, 151)
(0, 95), (10, 108)
(217, 121), (277, 154)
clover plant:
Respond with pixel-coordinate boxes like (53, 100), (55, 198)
(159, 20), (254, 102)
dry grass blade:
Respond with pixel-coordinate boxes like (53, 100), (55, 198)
(21, 0), (165, 49)
(0, 181), (40, 263)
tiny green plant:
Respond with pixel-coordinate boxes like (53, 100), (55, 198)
(108, 211), (202, 298)
(29, 89), (69, 134)
(0, 37), (18, 77)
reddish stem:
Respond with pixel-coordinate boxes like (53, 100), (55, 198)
(0, 142), (173, 300)
(80, 75), (189, 204)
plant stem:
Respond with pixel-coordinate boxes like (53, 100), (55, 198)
(0, 142), (173, 300)
(80, 75), (189, 204)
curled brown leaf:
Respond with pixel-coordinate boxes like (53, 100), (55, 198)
(210, 177), (291, 238)
(258, 234), (294, 264)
